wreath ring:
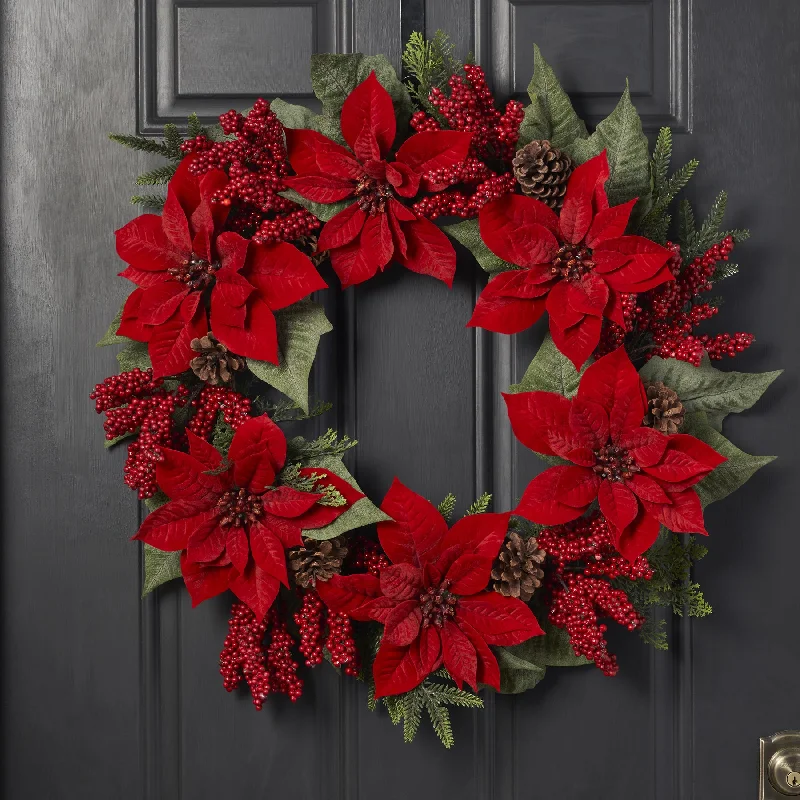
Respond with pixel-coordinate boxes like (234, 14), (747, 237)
(92, 32), (780, 747)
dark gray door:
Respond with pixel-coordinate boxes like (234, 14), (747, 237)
(2, 1), (797, 798)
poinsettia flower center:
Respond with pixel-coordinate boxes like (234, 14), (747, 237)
(419, 579), (458, 628)
(216, 487), (264, 528)
(550, 244), (595, 282)
(592, 444), (641, 482)
(168, 254), (221, 290)
(355, 175), (393, 216)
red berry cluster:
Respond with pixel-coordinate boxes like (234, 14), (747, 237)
(410, 65), (522, 220)
(325, 612), (360, 676)
(595, 237), (754, 366)
(219, 603), (303, 708)
(184, 385), (252, 440)
(180, 99), (320, 244)
(294, 589), (325, 667)
(90, 369), (190, 498)
(349, 537), (391, 577)
(293, 588), (360, 676)
(537, 512), (653, 676)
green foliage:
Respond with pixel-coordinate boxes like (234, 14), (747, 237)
(442, 218), (515, 275)
(519, 44), (588, 151)
(637, 127), (698, 243)
(144, 491), (168, 513)
(280, 462), (347, 507)
(465, 492), (491, 516)
(278, 188), (352, 222)
(310, 53), (413, 140)
(246, 301), (333, 413)
(187, 112), (207, 138)
(437, 493), (457, 521)
(285, 428), (357, 463)
(679, 191), (750, 262)
(135, 164), (178, 186)
(617, 529), (712, 648)
(260, 397), (333, 424)
(401, 30), (463, 118)
(109, 132), (176, 157)
(640, 354), (781, 432)
(142, 545), (182, 597)
(117, 341), (151, 372)
(511, 333), (588, 399)
(270, 98), (344, 144)
(684, 411), (776, 507)
(569, 82), (651, 212)
(131, 194), (166, 210)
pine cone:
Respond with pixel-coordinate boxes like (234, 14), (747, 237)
(491, 532), (546, 602)
(289, 537), (348, 589)
(512, 140), (574, 210)
(189, 335), (243, 385)
(643, 380), (685, 433)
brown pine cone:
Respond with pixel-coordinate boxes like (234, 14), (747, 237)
(289, 537), (348, 589)
(643, 380), (685, 433)
(512, 140), (574, 210)
(189, 334), (243, 385)
(491, 531), (546, 603)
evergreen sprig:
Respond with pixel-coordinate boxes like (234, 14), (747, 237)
(616, 530), (712, 649)
(260, 397), (332, 423)
(285, 428), (357, 463)
(279, 463), (346, 506)
(637, 127), (698, 244)
(465, 492), (491, 516)
(437, 493), (457, 521)
(401, 30), (463, 118)
(130, 194), (166, 210)
(679, 191), (750, 262)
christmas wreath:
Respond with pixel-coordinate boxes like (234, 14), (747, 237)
(93, 32), (781, 747)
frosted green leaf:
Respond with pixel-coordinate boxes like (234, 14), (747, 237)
(247, 302), (332, 413)
(97, 304), (133, 347)
(278, 189), (352, 222)
(117, 341), (151, 372)
(270, 97), (344, 144)
(142, 545), (182, 597)
(443, 218), (515, 275)
(511, 334), (588, 398)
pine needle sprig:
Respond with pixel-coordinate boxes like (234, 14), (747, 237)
(465, 492), (492, 516)
(402, 30), (463, 118)
(259, 396), (332, 423)
(437, 493), (457, 521)
(135, 164), (179, 186)
(680, 191), (750, 262)
(285, 428), (357, 463)
(130, 194), (166, 210)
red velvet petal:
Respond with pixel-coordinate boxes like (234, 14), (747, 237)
(445, 553), (493, 596)
(186, 429), (225, 471)
(566, 273), (609, 318)
(134, 501), (217, 552)
(317, 573), (384, 620)
(227, 415), (286, 493)
(180, 555), (234, 608)
(644, 434), (725, 485)
(260, 515), (303, 550)
(594, 235), (672, 287)
(479, 195), (560, 268)
(244, 242), (327, 310)
(441, 620), (478, 691)
(394, 130), (472, 177)
(598, 480), (639, 531)
(167, 157), (202, 218)
(456, 591), (544, 646)
(559, 151), (610, 245)
(185, 519), (226, 565)
(546, 280), (584, 330)
(119, 265), (168, 290)
(618, 428), (669, 467)
(515, 468), (593, 525)
(341, 71), (396, 161)
(440, 512), (511, 562)
(568, 398), (610, 450)
(329, 215), (394, 288)
(657, 489), (708, 534)
(377, 478), (448, 567)
(295, 468), (365, 529)
(395, 216), (456, 287)
(249, 525), (289, 586)
(282, 174), (355, 203)
(556, 465), (601, 508)
(117, 288), (152, 341)
(284, 128), (363, 179)
(212, 270), (254, 310)
(380, 563), (424, 601)
(383, 601), (422, 646)
(138, 282), (190, 326)
(148, 303), (207, 378)
(115, 214), (185, 272)
(459, 620), (502, 690)
(226, 527), (250, 575)
(604, 288), (628, 327)
(373, 641), (426, 698)
(628, 473), (672, 504)
(614, 507), (661, 562)
(585, 198), (637, 248)
(213, 295), (278, 364)
(156, 447), (226, 503)
(215, 231), (250, 274)
(262, 486), (322, 518)
(317, 203), (366, 251)
(503, 390), (572, 456)
(467, 288), (547, 335)
(549, 314), (602, 371)
(229, 562), (280, 620)
(577, 347), (646, 440)
(162, 187), (193, 252)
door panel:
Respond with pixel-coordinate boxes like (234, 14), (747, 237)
(2, 1), (798, 798)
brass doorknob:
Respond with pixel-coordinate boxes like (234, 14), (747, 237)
(762, 732), (800, 799)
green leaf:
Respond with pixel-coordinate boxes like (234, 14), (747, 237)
(299, 454), (391, 540)
(514, 620), (590, 667)
(443, 218), (515, 275)
(144, 491), (169, 513)
(494, 645), (547, 694)
(97, 305), (133, 347)
(246, 301), (332, 413)
(270, 97), (344, 143)
(142, 545), (182, 597)
(684, 412), (776, 506)
(131, 194), (166, 210)
(136, 164), (178, 186)
(640, 355), (781, 430)
(117, 341), (151, 372)
(309, 53), (413, 139)
(104, 430), (137, 449)
(437, 493), (457, 521)
(568, 82), (650, 210)
(519, 44), (588, 151)
(511, 333), (588, 398)
(278, 189), (352, 223)
(465, 492), (491, 515)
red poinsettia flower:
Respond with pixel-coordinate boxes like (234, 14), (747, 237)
(504, 348), (726, 561)
(116, 157), (326, 377)
(469, 152), (675, 368)
(133, 415), (363, 619)
(283, 72), (472, 288)
(318, 479), (542, 697)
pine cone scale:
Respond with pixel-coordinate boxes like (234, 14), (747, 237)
(643, 380), (685, 433)
(491, 531), (545, 603)
(289, 537), (348, 588)
(512, 140), (574, 211)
